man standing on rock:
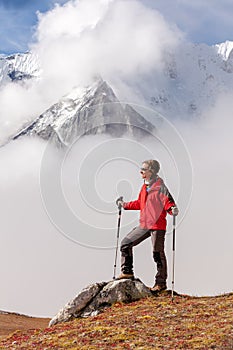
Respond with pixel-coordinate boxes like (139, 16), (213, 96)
(116, 159), (179, 292)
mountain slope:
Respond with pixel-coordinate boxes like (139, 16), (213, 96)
(216, 40), (233, 61)
(0, 292), (232, 349)
(12, 78), (156, 147)
(0, 52), (39, 83)
(133, 41), (233, 119)
(0, 311), (49, 338)
(1, 40), (233, 145)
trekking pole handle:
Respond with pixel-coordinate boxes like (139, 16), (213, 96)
(117, 196), (124, 210)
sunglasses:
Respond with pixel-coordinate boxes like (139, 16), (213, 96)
(140, 167), (150, 172)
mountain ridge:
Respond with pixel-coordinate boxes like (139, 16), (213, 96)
(12, 78), (156, 147)
(1, 40), (233, 146)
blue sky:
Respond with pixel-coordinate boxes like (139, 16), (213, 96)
(0, 0), (233, 54)
(0, 0), (67, 54)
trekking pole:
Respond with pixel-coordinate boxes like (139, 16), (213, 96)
(171, 214), (176, 301)
(113, 197), (123, 279)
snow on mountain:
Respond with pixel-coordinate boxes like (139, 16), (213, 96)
(215, 40), (233, 61)
(1, 40), (233, 146)
(12, 78), (156, 147)
(0, 52), (40, 84)
(127, 41), (233, 120)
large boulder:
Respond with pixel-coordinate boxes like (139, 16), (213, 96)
(49, 279), (151, 326)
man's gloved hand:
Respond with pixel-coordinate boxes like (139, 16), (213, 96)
(116, 196), (124, 209)
(171, 206), (179, 216)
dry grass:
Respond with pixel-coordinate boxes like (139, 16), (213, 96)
(0, 291), (232, 349)
(0, 311), (50, 339)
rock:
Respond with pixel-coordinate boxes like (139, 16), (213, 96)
(81, 278), (151, 318)
(49, 281), (107, 326)
(49, 279), (151, 326)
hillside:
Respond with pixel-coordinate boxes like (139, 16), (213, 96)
(0, 312), (50, 339)
(0, 292), (232, 349)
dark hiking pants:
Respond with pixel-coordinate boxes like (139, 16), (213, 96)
(120, 226), (167, 285)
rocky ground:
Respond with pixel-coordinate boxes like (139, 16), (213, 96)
(0, 291), (232, 349)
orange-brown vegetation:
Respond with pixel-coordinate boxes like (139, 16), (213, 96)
(0, 292), (232, 349)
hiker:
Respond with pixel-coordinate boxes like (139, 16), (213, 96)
(116, 159), (179, 292)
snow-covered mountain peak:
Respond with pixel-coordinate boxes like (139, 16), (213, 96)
(12, 78), (155, 147)
(215, 40), (233, 60)
(64, 77), (116, 105)
(0, 52), (40, 84)
(1, 39), (233, 146)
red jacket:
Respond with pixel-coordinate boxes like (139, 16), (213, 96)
(123, 177), (175, 230)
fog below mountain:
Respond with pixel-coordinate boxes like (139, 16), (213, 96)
(0, 91), (232, 317)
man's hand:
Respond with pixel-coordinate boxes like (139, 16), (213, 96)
(171, 206), (179, 216)
(116, 196), (124, 209)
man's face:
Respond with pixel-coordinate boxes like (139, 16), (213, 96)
(140, 162), (152, 181)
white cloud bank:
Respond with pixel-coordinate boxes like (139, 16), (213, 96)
(0, 91), (233, 317)
(0, 0), (182, 143)
(33, 0), (181, 81)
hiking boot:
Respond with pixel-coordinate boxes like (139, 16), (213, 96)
(150, 284), (167, 292)
(116, 273), (134, 280)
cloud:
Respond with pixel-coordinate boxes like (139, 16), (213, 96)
(0, 0), (232, 317)
(0, 0), (183, 316)
(0, 0), (183, 144)
(32, 0), (182, 87)
(0, 137), (111, 316)
(0, 83), (42, 143)
(1, 0), (232, 55)
(172, 92), (233, 295)
(1, 91), (233, 316)
(0, 128), (180, 315)
(0, 106), (185, 315)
